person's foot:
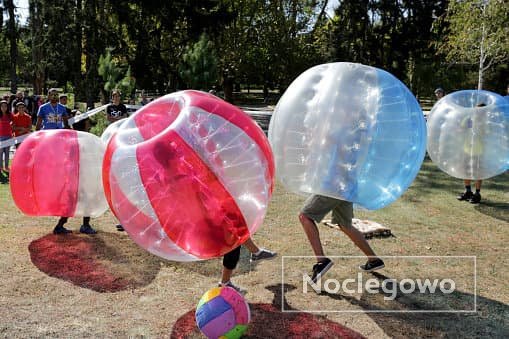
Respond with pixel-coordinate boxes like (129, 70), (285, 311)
(470, 192), (481, 204)
(116, 224), (124, 232)
(219, 280), (246, 295)
(311, 258), (333, 283)
(53, 225), (72, 234)
(359, 258), (385, 272)
(250, 248), (277, 262)
(80, 224), (97, 234)
(457, 191), (473, 201)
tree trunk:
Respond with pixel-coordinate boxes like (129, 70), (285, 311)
(73, 0), (84, 101)
(30, 0), (45, 94)
(6, 0), (18, 93)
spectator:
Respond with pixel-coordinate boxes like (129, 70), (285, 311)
(0, 100), (12, 174)
(106, 90), (128, 124)
(23, 90), (35, 119)
(70, 109), (90, 132)
(434, 87), (445, 101)
(11, 102), (32, 147)
(35, 88), (70, 130)
(105, 89), (128, 232)
(11, 91), (24, 112)
(140, 93), (149, 106)
(59, 94), (72, 116)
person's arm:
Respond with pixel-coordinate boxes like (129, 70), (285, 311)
(35, 117), (43, 131)
(63, 114), (70, 129)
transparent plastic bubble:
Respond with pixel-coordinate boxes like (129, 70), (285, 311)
(11, 130), (108, 217)
(103, 90), (274, 261)
(427, 90), (509, 179)
(269, 62), (426, 210)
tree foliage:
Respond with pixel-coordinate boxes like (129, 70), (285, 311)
(1, 0), (508, 100)
(178, 33), (218, 91)
(98, 49), (135, 99)
(437, 0), (509, 90)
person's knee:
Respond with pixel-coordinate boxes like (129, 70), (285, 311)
(299, 212), (312, 224)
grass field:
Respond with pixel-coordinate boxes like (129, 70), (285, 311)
(0, 159), (508, 338)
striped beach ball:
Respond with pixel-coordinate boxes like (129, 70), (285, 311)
(10, 130), (108, 217)
(102, 90), (274, 261)
(195, 286), (250, 339)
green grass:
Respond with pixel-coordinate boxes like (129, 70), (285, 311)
(0, 159), (508, 337)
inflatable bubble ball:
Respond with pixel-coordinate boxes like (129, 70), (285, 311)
(427, 90), (509, 179)
(268, 62), (427, 210)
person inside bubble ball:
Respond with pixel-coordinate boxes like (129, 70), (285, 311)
(504, 84), (509, 102)
(105, 89), (128, 232)
(299, 195), (385, 283)
(434, 87), (445, 101)
(36, 88), (97, 235)
(457, 102), (486, 204)
(219, 238), (277, 294)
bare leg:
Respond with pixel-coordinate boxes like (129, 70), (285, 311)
(299, 213), (325, 261)
(339, 225), (377, 260)
(221, 268), (233, 284)
(464, 179), (471, 186)
(243, 238), (259, 254)
(475, 180), (482, 190)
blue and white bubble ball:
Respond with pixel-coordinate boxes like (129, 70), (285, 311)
(268, 62), (427, 210)
(427, 90), (509, 180)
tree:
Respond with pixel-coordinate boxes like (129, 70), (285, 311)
(98, 49), (135, 98)
(4, 0), (18, 92)
(438, 0), (509, 90)
(178, 33), (218, 91)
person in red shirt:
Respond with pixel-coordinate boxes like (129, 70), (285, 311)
(0, 100), (13, 173)
(11, 102), (32, 146)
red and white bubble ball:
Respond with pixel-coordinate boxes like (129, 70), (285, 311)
(11, 130), (108, 218)
(102, 90), (274, 261)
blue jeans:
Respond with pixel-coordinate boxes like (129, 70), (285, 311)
(0, 136), (11, 169)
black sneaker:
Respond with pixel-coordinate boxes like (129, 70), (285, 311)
(80, 224), (97, 234)
(53, 225), (72, 234)
(457, 191), (473, 201)
(359, 258), (385, 272)
(311, 258), (333, 283)
(116, 224), (125, 232)
(250, 248), (277, 262)
(470, 192), (481, 204)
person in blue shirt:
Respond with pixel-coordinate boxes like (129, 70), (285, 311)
(35, 88), (70, 130)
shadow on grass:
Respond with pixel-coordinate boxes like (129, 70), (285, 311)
(411, 159), (509, 203)
(474, 201), (509, 222)
(320, 272), (508, 337)
(29, 231), (262, 293)
(170, 284), (365, 339)
(166, 246), (261, 279)
(29, 232), (163, 292)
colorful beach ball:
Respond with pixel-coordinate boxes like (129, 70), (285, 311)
(10, 130), (108, 218)
(102, 90), (274, 261)
(269, 62), (426, 210)
(195, 286), (250, 339)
